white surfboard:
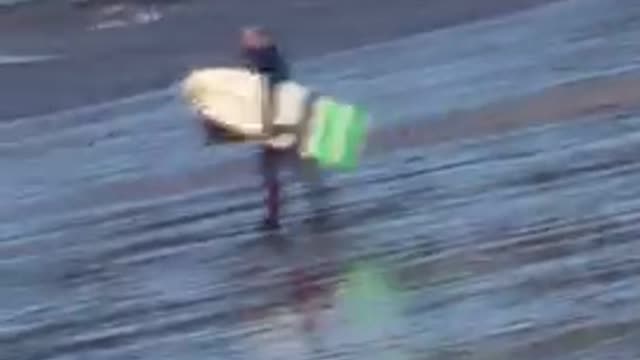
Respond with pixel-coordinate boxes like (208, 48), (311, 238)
(181, 67), (317, 150)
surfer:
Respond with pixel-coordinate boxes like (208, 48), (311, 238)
(187, 26), (331, 229)
(240, 26), (292, 229)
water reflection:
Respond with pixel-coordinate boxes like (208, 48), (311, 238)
(235, 212), (409, 360)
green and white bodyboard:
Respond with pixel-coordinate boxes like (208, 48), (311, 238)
(306, 98), (368, 170)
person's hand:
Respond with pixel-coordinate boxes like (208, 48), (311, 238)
(266, 133), (296, 149)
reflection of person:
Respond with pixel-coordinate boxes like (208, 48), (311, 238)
(291, 268), (330, 333)
(263, 232), (340, 353)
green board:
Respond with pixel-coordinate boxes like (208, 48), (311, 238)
(307, 99), (368, 170)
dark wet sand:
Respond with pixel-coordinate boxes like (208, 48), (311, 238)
(0, 0), (560, 120)
(7, 67), (640, 220)
(4, 71), (640, 358)
(370, 69), (640, 156)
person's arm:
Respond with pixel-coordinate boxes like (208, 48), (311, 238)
(243, 45), (288, 138)
(275, 47), (291, 81)
(239, 46), (271, 138)
(258, 75), (273, 138)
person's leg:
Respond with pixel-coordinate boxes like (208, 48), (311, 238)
(258, 73), (283, 229)
(296, 156), (332, 230)
(292, 91), (329, 216)
(260, 146), (282, 229)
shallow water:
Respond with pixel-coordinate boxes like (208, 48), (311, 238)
(0, 54), (61, 65)
(2, 0), (640, 359)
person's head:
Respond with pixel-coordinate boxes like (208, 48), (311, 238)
(241, 26), (273, 49)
